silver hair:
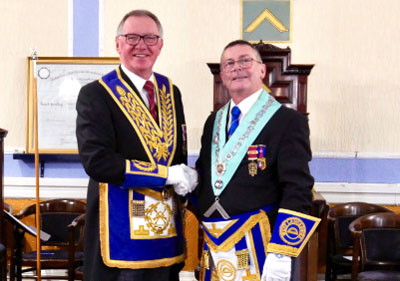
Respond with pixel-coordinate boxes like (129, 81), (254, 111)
(116, 9), (163, 38)
(220, 40), (262, 63)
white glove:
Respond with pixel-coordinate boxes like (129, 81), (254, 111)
(166, 164), (196, 196)
(261, 253), (292, 281)
(181, 165), (198, 193)
(166, 164), (189, 186)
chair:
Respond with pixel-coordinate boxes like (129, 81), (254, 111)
(1, 202), (14, 281)
(4, 202), (14, 214)
(349, 212), (400, 281)
(67, 213), (85, 280)
(12, 199), (86, 281)
(325, 202), (393, 281)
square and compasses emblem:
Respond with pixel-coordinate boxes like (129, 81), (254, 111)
(241, 0), (292, 43)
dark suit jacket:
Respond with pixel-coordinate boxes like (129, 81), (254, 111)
(76, 67), (186, 281)
(195, 104), (314, 226)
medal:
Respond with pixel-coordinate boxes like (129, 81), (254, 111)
(257, 145), (267, 170)
(248, 162), (258, 176)
(216, 162), (226, 176)
(248, 145), (258, 176)
(258, 158), (266, 170)
(214, 180), (223, 189)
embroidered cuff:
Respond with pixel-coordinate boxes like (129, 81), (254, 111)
(267, 208), (320, 257)
(122, 159), (168, 188)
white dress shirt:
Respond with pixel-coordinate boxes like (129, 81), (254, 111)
(227, 88), (263, 129)
(121, 64), (156, 109)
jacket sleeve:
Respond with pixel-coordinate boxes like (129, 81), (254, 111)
(277, 111), (314, 213)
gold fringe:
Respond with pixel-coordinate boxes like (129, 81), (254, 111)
(131, 199), (145, 217)
(201, 249), (210, 270)
(267, 243), (301, 257)
(235, 249), (249, 270)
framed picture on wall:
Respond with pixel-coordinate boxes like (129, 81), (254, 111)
(26, 57), (120, 154)
(241, 0), (292, 43)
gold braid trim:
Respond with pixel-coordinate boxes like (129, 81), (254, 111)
(134, 187), (174, 201)
(99, 71), (177, 167)
(158, 84), (174, 161)
(118, 88), (168, 162)
(267, 243), (301, 257)
(203, 210), (271, 252)
(131, 160), (157, 172)
(99, 182), (184, 268)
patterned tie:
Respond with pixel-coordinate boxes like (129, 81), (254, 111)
(228, 106), (241, 138)
(143, 80), (157, 120)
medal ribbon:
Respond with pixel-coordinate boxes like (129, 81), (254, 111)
(211, 90), (281, 197)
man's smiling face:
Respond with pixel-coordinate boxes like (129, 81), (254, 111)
(116, 15), (163, 79)
(220, 44), (265, 101)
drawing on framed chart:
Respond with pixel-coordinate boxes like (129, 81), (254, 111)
(26, 57), (120, 154)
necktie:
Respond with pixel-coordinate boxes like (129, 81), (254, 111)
(143, 80), (157, 120)
(228, 106), (241, 138)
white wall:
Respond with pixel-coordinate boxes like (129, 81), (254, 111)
(1, 0), (399, 155)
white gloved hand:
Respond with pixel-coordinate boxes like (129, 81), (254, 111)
(166, 164), (194, 196)
(181, 165), (198, 193)
(166, 164), (189, 186)
(261, 253), (292, 281)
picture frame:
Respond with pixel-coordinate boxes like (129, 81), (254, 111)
(26, 57), (120, 154)
(241, 0), (292, 43)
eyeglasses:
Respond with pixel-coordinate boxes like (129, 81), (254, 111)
(119, 34), (160, 46)
(221, 57), (262, 72)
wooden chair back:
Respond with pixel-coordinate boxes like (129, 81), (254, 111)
(325, 202), (393, 281)
(349, 212), (400, 281)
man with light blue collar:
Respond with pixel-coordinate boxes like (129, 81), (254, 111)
(193, 40), (320, 281)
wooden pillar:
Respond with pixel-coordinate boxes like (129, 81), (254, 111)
(0, 128), (7, 245)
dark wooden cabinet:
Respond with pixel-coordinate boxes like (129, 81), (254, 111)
(207, 43), (314, 114)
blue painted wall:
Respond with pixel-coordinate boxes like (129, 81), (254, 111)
(73, 0), (99, 56)
(4, 154), (400, 184)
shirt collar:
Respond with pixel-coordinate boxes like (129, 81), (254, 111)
(121, 64), (154, 92)
(229, 88), (263, 120)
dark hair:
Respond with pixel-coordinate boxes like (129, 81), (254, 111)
(117, 9), (163, 38)
(220, 39), (262, 62)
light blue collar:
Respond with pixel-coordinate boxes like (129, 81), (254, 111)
(211, 90), (281, 197)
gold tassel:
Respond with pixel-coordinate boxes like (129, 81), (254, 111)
(201, 250), (210, 270)
(236, 249), (249, 270)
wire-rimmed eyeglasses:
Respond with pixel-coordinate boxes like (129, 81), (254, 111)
(221, 57), (262, 72)
(119, 34), (160, 46)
